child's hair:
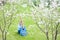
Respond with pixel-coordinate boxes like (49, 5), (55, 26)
(19, 16), (24, 28)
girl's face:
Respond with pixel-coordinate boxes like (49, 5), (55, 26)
(20, 20), (23, 25)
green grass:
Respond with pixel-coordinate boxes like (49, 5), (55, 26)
(7, 16), (46, 40)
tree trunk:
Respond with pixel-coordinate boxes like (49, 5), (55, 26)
(1, 30), (7, 40)
(4, 31), (7, 40)
(2, 31), (4, 40)
(54, 22), (59, 40)
(54, 30), (58, 40)
(52, 30), (54, 40)
(46, 31), (49, 40)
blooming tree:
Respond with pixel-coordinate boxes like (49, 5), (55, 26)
(0, 0), (17, 40)
(30, 0), (60, 40)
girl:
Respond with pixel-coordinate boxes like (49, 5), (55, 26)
(18, 16), (27, 36)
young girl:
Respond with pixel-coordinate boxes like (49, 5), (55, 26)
(18, 16), (27, 36)
(18, 16), (24, 33)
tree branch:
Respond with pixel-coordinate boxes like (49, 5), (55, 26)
(36, 22), (45, 33)
(0, 26), (3, 32)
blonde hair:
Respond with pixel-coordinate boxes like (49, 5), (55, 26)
(19, 16), (24, 27)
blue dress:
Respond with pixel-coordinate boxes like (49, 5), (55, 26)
(18, 24), (27, 36)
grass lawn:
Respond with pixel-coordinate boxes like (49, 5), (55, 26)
(6, 16), (46, 40)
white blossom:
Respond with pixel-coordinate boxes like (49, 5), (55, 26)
(38, 21), (44, 25)
(58, 19), (60, 22)
(39, 3), (44, 9)
(45, 2), (48, 6)
(21, 4), (27, 8)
